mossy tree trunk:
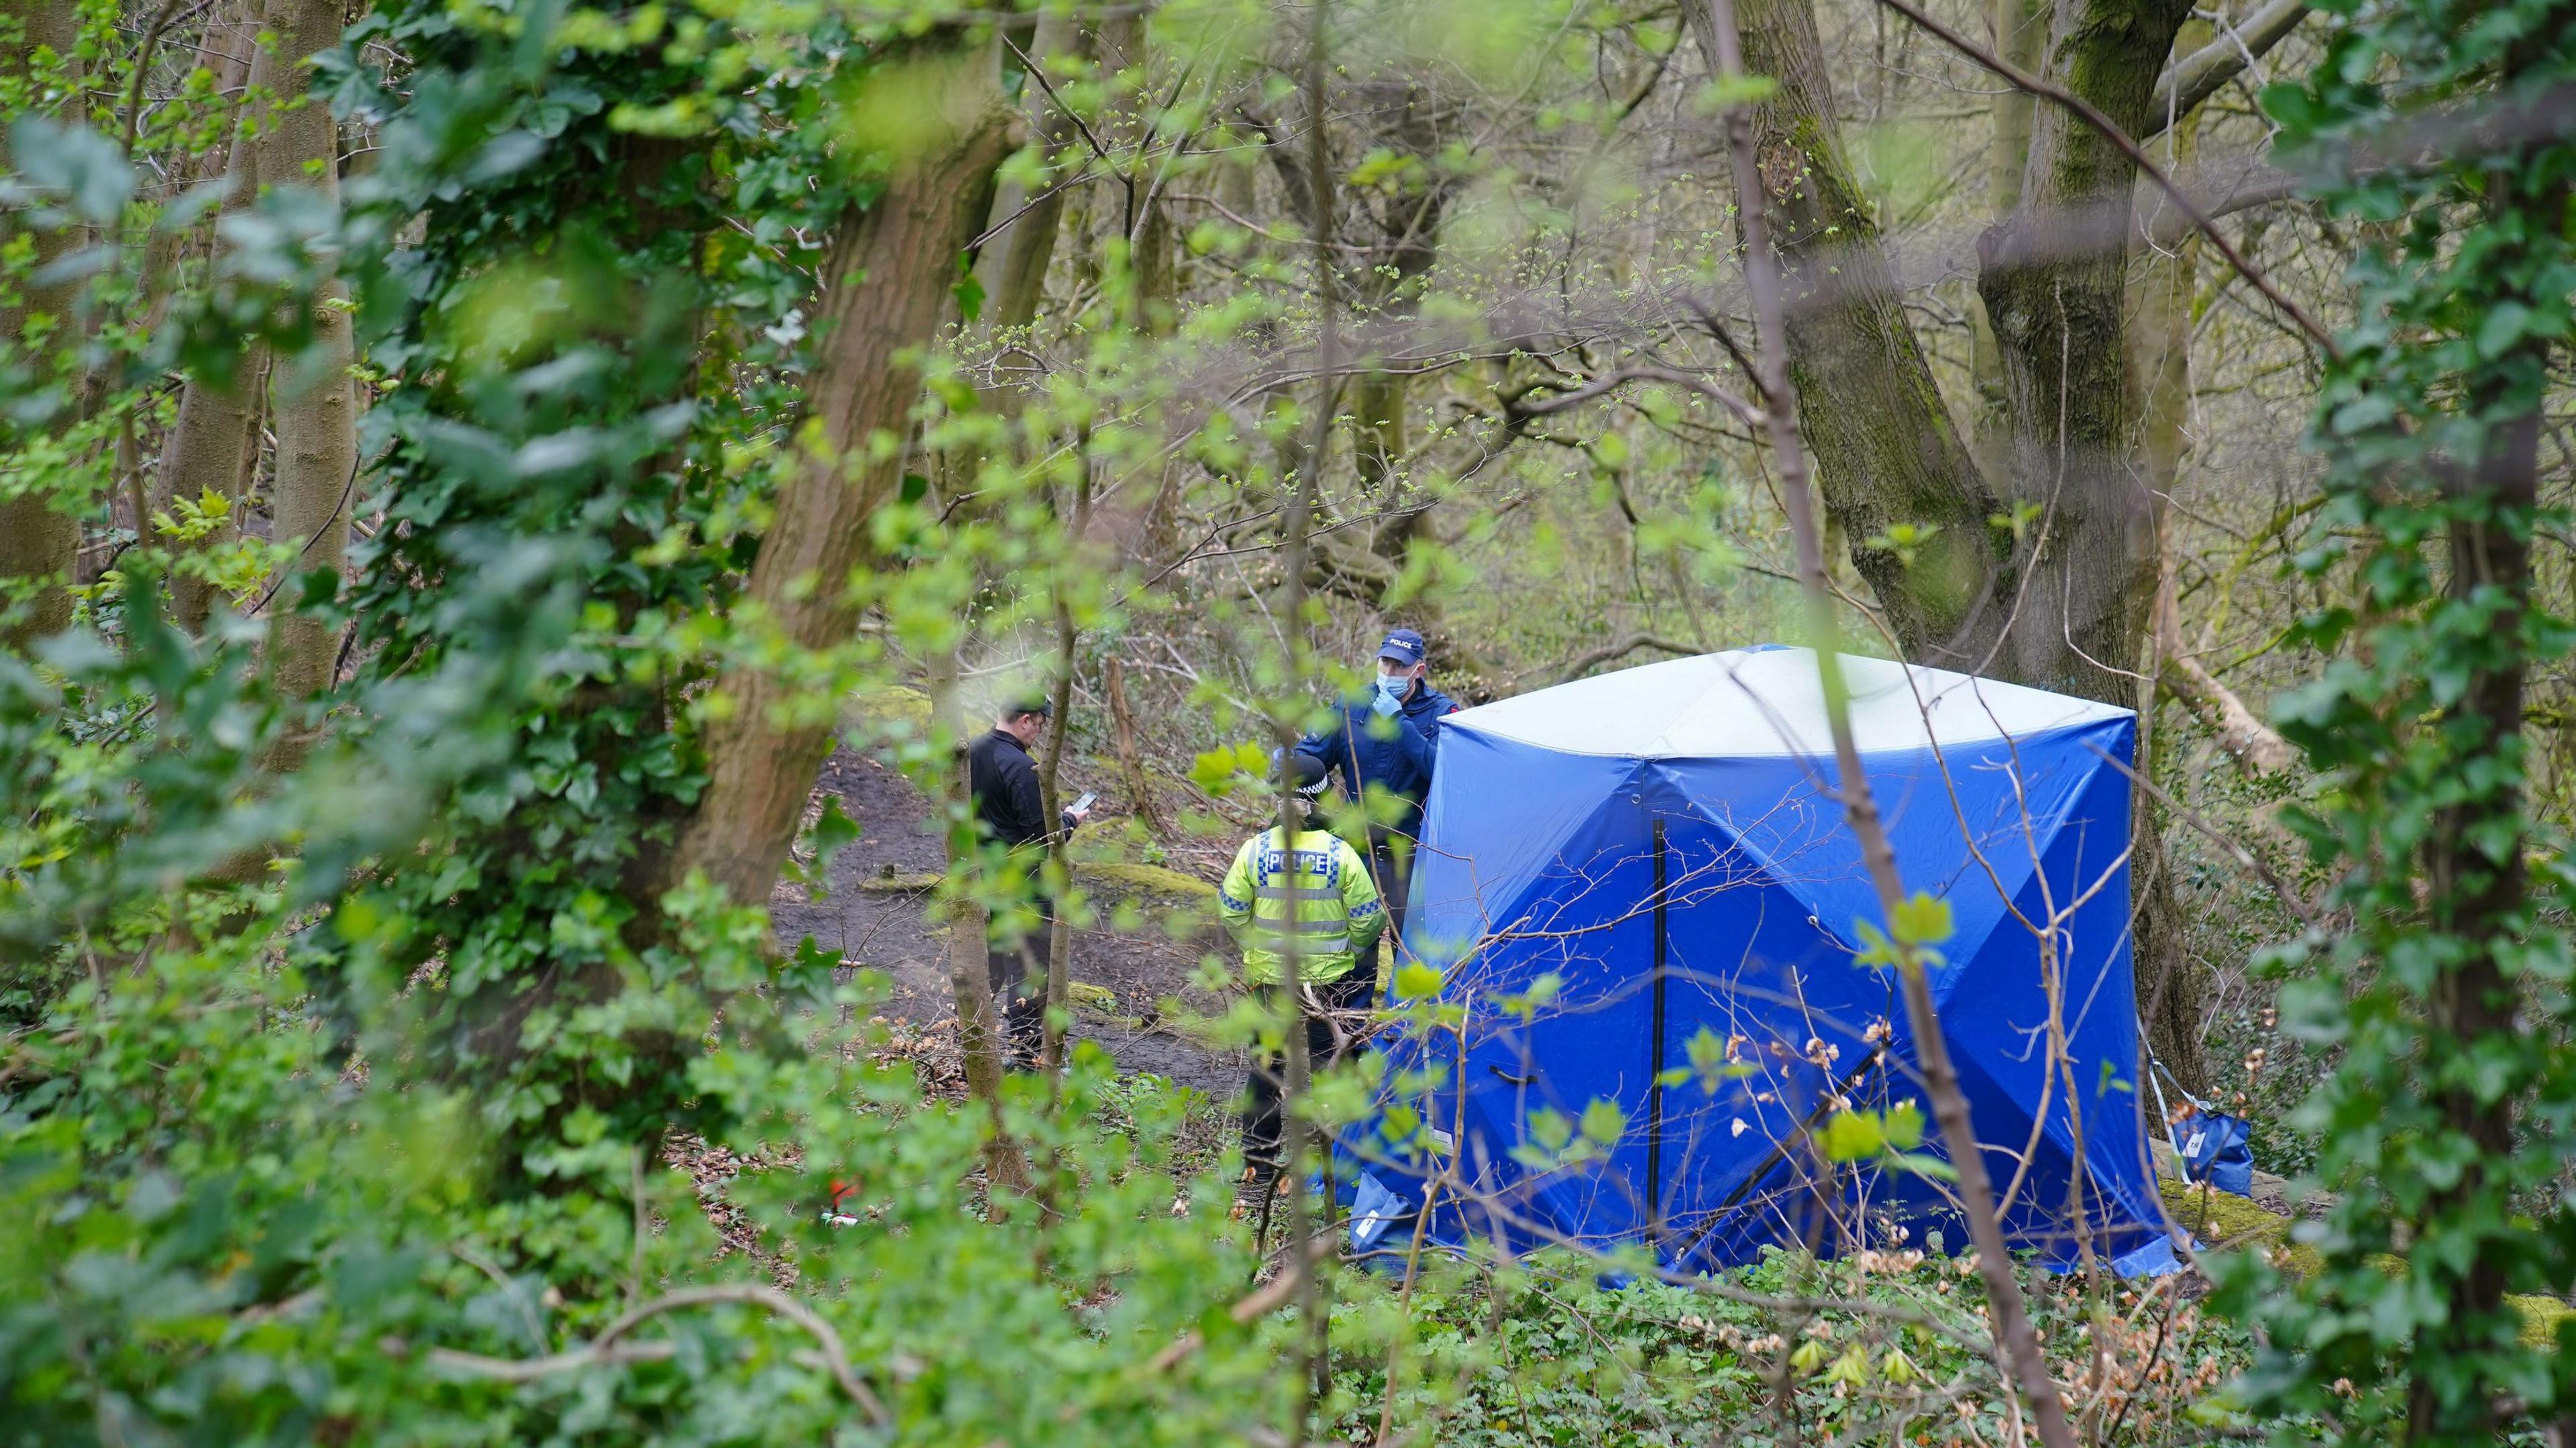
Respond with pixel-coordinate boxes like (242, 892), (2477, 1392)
(1969, 0), (2048, 474)
(1696, 0), (2006, 659)
(972, 9), (1087, 335)
(0, 0), (85, 648)
(1972, 0), (2194, 701)
(1694, 0), (2215, 1087)
(2125, 25), (2214, 1094)
(665, 32), (1013, 907)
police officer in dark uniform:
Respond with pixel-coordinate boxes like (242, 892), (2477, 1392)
(1294, 628), (1459, 949)
(966, 697), (1091, 1066)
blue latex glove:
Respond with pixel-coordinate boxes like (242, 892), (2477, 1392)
(1370, 679), (1403, 718)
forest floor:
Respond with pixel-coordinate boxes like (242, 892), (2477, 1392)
(765, 746), (1240, 1097)
(696, 752), (2576, 1372)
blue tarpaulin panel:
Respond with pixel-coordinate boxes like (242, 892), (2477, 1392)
(1346, 647), (2167, 1273)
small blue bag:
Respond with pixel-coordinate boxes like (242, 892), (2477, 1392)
(2178, 1112), (2255, 1197)
(1347, 1170), (1417, 1256)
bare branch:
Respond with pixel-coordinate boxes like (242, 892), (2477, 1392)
(2159, 653), (2296, 775)
(2147, 0), (2311, 136)
(1699, 0), (2080, 1441)
(1866, 0), (2341, 356)
(1000, 27), (1115, 168)
(1147, 1236), (1338, 1373)
(427, 1341), (678, 1381)
(1549, 632), (1699, 684)
(1508, 366), (1764, 429)
(426, 1284), (890, 1424)
(2139, 164), (2302, 249)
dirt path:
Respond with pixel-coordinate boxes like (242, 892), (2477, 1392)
(767, 748), (1240, 1098)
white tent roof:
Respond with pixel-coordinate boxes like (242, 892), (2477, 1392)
(1450, 647), (2131, 759)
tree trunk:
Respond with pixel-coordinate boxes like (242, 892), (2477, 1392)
(253, 0), (360, 765)
(1128, 195), (1173, 334)
(1095, 13), (1174, 337)
(2406, 410), (2535, 1443)
(1103, 653), (1170, 837)
(158, 361), (265, 633)
(1970, 0), (2192, 701)
(2123, 36), (2212, 1095)
(1036, 472), (1090, 1070)
(1969, 0), (2047, 474)
(665, 34), (1012, 908)
(973, 9), (1087, 333)
(1701, 0), (2216, 1092)
(1704, 0), (2005, 659)
(0, 0), (85, 649)
(157, 0), (276, 636)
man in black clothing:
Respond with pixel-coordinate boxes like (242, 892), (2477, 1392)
(966, 698), (1091, 1066)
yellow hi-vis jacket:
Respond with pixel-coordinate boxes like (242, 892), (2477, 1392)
(1218, 824), (1385, 986)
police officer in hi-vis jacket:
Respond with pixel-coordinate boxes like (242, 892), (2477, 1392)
(1219, 751), (1384, 1208)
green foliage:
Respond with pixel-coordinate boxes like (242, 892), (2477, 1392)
(19, 0), (2565, 1442)
(1862, 520), (1943, 569)
(1816, 1100), (1923, 1162)
(1680, 1022), (1750, 1094)
(313, 0), (803, 1235)
(1189, 740), (1272, 794)
(1852, 890), (1951, 970)
(2211, 0), (2576, 1439)
(0, 5), (1322, 1445)
(0, 943), (1318, 1443)
(1334, 1247), (2261, 1447)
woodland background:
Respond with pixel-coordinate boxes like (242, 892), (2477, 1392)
(2, 0), (2573, 1443)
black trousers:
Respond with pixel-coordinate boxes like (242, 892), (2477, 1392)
(1240, 971), (1377, 1172)
(986, 897), (1052, 1068)
(1368, 830), (1413, 950)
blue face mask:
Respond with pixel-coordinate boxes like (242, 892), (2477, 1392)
(1376, 674), (1407, 704)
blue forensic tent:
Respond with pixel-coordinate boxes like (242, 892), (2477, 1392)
(1348, 647), (2169, 1274)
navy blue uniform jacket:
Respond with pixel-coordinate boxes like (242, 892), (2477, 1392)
(967, 728), (1053, 851)
(1294, 683), (1460, 838)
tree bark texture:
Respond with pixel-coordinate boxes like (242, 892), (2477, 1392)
(1972, 0), (2192, 702)
(0, 0), (85, 648)
(258, 0), (358, 740)
(2123, 48), (2214, 1093)
(1705, 0), (2224, 1086)
(1706, 0), (2005, 659)
(1969, 0), (2047, 471)
(156, 0), (276, 636)
(973, 10), (1087, 333)
(668, 36), (1012, 909)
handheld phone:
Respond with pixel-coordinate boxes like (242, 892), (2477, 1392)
(1070, 791), (1097, 814)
